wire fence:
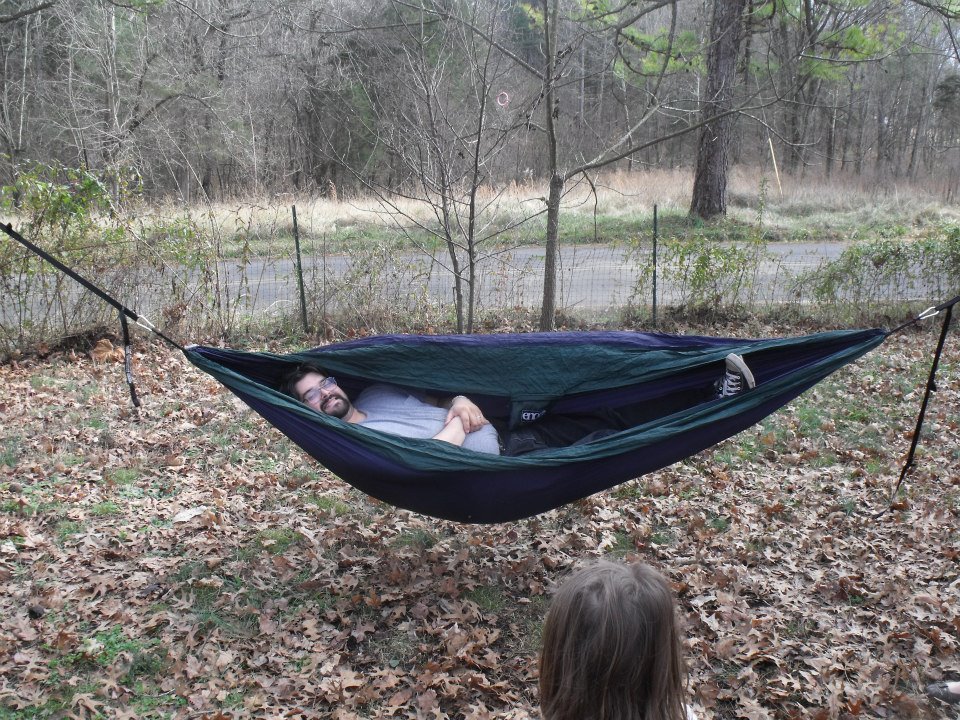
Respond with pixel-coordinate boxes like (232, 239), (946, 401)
(2, 214), (959, 355)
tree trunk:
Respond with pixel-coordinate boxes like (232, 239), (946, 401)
(689, 0), (747, 220)
(540, 173), (564, 330)
(907, 65), (935, 179)
(539, 0), (561, 331)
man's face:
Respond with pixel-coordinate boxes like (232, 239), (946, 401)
(293, 372), (352, 418)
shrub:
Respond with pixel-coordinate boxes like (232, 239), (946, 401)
(793, 226), (960, 313)
(0, 163), (137, 353)
(626, 234), (771, 316)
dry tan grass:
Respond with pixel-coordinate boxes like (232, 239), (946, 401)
(144, 168), (957, 238)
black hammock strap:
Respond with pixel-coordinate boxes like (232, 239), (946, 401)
(1, 221), (186, 407)
(883, 296), (958, 509)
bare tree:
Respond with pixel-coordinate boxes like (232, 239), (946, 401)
(429, 0), (689, 330)
(308, 0), (530, 332)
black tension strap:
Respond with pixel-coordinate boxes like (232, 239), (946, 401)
(1, 221), (187, 408)
(884, 294), (959, 510)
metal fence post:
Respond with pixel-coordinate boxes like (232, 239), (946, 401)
(652, 203), (658, 327)
(292, 205), (309, 333)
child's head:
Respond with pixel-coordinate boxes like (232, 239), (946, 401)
(539, 560), (687, 720)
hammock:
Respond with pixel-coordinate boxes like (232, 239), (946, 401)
(1, 221), (950, 524)
(187, 328), (886, 522)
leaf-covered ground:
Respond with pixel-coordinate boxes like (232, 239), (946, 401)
(1, 323), (958, 719)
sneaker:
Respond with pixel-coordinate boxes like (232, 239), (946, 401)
(926, 681), (960, 705)
(716, 353), (756, 398)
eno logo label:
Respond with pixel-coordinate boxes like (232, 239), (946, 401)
(521, 410), (545, 422)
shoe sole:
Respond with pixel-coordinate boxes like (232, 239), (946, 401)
(726, 354), (756, 389)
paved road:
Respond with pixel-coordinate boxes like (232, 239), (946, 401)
(1, 241), (856, 328)
(212, 241), (851, 316)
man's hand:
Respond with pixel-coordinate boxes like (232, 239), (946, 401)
(446, 395), (489, 433)
(433, 415), (466, 446)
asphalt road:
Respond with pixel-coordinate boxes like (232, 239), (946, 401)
(214, 241), (852, 316)
(2, 241), (859, 328)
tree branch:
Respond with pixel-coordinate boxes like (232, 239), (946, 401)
(568, 89), (774, 179)
(0, 1), (56, 23)
(910, 0), (960, 20)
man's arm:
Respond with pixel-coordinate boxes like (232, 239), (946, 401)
(425, 393), (489, 433)
(432, 415), (466, 446)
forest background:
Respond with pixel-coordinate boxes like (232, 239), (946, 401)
(3, 0), (960, 204)
(2, 0), (960, 346)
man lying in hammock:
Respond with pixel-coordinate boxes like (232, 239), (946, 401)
(280, 354), (755, 456)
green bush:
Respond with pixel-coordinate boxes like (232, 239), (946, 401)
(626, 234), (770, 314)
(793, 226), (960, 312)
(0, 163), (137, 352)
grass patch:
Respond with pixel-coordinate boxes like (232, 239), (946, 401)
(0, 498), (37, 516)
(611, 480), (646, 500)
(172, 560), (209, 583)
(46, 625), (167, 682)
(808, 451), (840, 468)
(604, 531), (637, 558)
(305, 493), (351, 515)
(91, 501), (121, 517)
(210, 431), (235, 449)
(106, 467), (140, 485)
(514, 595), (549, 655)
(782, 618), (818, 639)
(191, 584), (223, 614)
(131, 688), (188, 715)
(29, 376), (58, 391)
(0, 436), (21, 467)
(54, 520), (84, 542)
(251, 455), (285, 473)
(390, 529), (438, 550)
(287, 467), (324, 487)
(464, 585), (507, 614)
(86, 415), (107, 430)
(836, 497), (859, 515)
(793, 402), (827, 436)
(255, 527), (301, 555)
(649, 528), (676, 546)
(216, 691), (246, 709)
(711, 444), (742, 468)
(707, 514), (731, 533)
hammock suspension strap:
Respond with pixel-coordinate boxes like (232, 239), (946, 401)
(886, 297), (956, 508)
(1, 221), (185, 405)
(888, 294), (960, 335)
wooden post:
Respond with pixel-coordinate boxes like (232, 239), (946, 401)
(768, 137), (783, 199)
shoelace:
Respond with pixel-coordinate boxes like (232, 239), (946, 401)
(721, 371), (742, 396)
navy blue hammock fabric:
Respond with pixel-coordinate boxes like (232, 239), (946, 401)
(186, 328), (886, 523)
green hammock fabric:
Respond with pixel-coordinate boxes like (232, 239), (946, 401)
(187, 328), (887, 522)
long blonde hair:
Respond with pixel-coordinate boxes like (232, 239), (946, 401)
(539, 560), (688, 720)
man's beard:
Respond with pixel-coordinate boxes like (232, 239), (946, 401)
(321, 394), (350, 419)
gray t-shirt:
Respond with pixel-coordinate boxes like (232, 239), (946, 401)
(354, 384), (501, 455)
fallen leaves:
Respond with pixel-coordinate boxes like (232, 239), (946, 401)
(90, 338), (124, 364)
(0, 325), (957, 718)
